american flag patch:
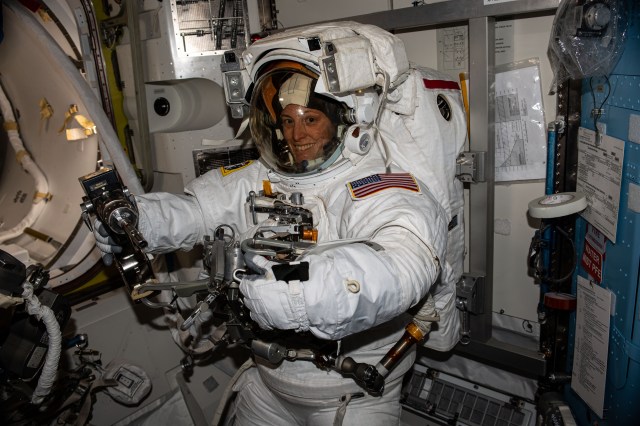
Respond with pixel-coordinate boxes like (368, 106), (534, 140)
(347, 173), (420, 199)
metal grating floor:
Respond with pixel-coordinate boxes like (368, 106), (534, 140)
(403, 368), (533, 426)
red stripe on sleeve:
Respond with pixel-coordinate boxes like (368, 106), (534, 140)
(423, 79), (460, 91)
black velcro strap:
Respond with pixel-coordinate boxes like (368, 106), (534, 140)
(272, 262), (309, 282)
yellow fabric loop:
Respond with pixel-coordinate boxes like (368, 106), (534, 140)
(58, 104), (80, 134)
(15, 149), (29, 163)
(3, 120), (18, 131)
(33, 192), (53, 202)
(75, 114), (97, 136)
(37, 9), (52, 22)
(66, 128), (88, 140)
(58, 104), (96, 139)
(39, 98), (54, 120)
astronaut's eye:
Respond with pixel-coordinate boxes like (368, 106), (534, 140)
(282, 117), (294, 127)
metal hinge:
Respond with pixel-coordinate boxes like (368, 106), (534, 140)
(455, 273), (485, 345)
(456, 151), (486, 183)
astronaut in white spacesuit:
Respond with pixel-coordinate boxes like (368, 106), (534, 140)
(95, 22), (466, 425)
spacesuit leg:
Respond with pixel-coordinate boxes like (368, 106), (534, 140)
(226, 366), (403, 426)
(226, 367), (298, 426)
(305, 374), (403, 426)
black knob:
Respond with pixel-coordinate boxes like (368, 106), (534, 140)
(338, 357), (385, 396)
(154, 97), (170, 116)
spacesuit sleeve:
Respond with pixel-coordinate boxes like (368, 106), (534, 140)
(300, 189), (448, 340)
(133, 163), (259, 254)
(135, 192), (207, 254)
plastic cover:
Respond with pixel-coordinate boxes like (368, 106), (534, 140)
(547, 0), (628, 87)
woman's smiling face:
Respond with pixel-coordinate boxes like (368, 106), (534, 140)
(280, 104), (335, 164)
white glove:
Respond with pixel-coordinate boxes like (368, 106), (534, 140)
(239, 253), (310, 332)
(92, 218), (122, 266)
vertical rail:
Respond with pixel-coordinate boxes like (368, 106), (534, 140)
(125, 0), (153, 191)
(468, 16), (495, 342)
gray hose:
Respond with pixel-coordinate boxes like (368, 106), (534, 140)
(21, 282), (62, 405)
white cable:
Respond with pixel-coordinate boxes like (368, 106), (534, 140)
(21, 281), (62, 405)
(0, 83), (49, 243)
(373, 69), (394, 170)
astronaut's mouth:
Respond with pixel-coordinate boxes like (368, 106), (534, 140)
(293, 143), (316, 152)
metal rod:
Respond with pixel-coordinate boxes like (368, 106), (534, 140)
(125, 0), (154, 191)
(467, 16), (495, 342)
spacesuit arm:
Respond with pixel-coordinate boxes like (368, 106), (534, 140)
(135, 192), (207, 254)
(302, 224), (442, 340)
(299, 186), (448, 340)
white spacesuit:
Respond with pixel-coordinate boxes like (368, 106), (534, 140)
(96, 22), (466, 425)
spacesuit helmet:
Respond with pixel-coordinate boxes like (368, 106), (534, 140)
(249, 61), (351, 175)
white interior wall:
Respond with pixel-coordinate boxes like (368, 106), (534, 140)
(275, 0), (557, 324)
(0, 4), (99, 275)
(493, 15), (555, 322)
(117, 2), (249, 190)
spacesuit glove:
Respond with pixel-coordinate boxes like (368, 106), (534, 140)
(239, 253), (310, 332)
(92, 218), (122, 266)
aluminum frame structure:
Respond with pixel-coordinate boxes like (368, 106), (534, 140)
(323, 0), (562, 377)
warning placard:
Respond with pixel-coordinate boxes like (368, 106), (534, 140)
(581, 240), (603, 283)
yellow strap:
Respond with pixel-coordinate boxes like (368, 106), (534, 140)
(75, 114), (97, 135)
(33, 192), (53, 202)
(39, 98), (54, 120)
(262, 180), (273, 197)
(15, 149), (28, 163)
(37, 9), (52, 22)
(66, 128), (88, 140)
(58, 104), (79, 133)
(3, 121), (18, 131)
(459, 72), (470, 141)
(58, 104), (97, 139)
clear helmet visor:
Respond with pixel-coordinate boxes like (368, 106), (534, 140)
(249, 66), (347, 175)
